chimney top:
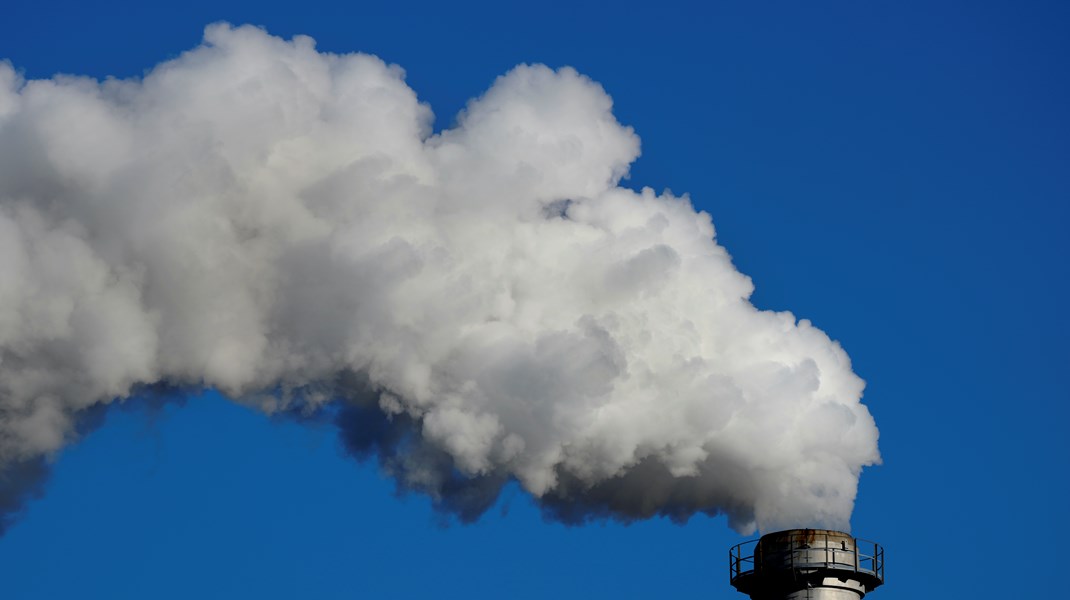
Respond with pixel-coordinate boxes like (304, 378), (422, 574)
(729, 529), (884, 599)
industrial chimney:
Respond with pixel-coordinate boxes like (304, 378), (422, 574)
(729, 529), (884, 599)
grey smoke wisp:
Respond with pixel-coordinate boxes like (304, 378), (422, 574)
(0, 24), (880, 534)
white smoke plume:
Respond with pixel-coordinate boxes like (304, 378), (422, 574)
(0, 24), (880, 534)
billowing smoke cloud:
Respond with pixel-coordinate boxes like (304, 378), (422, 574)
(0, 24), (879, 534)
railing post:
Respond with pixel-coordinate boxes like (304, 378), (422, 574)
(854, 537), (859, 573)
(878, 545), (884, 580)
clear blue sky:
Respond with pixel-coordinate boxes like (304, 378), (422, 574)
(1, 1), (1067, 598)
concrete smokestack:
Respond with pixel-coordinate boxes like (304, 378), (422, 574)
(729, 529), (884, 599)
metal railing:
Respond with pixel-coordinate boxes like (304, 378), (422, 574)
(729, 532), (884, 584)
(729, 539), (758, 582)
